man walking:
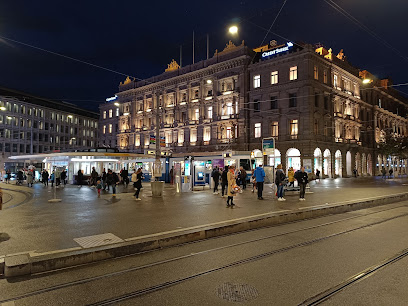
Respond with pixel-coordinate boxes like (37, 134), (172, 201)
(240, 166), (247, 190)
(211, 166), (221, 194)
(294, 166), (309, 201)
(254, 164), (265, 200)
(221, 166), (229, 197)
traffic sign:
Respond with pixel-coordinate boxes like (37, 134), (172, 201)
(262, 137), (275, 155)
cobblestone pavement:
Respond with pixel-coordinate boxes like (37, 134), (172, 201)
(0, 176), (407, 255)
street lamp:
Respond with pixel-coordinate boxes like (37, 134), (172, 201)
(362, 79), (372, 84)
(114, 102), (120, 106)
(229, 25), (238, 35)
(0, 106), (6, 111)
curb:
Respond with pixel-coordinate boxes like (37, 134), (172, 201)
(2, 192), (408, 278)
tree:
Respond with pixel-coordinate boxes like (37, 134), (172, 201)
(377, 134), (408, 160)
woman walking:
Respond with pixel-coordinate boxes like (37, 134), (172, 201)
(132, 168), (143, 201)
(227, 165), (237, 207)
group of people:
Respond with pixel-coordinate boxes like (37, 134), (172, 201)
(381, 168), (394, 179)
(41, 168), (67, 187)
(275, 165), (309, 201)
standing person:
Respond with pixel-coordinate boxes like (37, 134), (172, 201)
(240, 166), (247, 190)
(254, 164), (265, 200)
(96, 180), (102, 197)
(42, 169), (49, 187)
(288, 167), (295, 187)
(91, 167), (98, 187)
(381, 168), (386, 179)
(132, 168), (143, 200)
(353, 168), (357, 178)
(211, 166), (221, 194)
(221, 166), (229, 197)
(389, 168), (393, 179)
(55, 168), (61, 187)
(295, 166), (309, 201)
(169, 167), (174, 185)
(316, 169), (320, 180)
(121, 168), (129, 188)
(5, 169), (11, 184)
(275, 164), (286, 201)
(50, 171), (55, 187)
(60, 169), (67, 186)
(226, 165), (236, 207)
(26, 170), (34, 187)
(101, 169), (107, 191)
(77, 169), (83, 187)
(107, 170), (119, 196)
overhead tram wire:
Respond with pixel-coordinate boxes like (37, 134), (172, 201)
(322, 0), (408, 63)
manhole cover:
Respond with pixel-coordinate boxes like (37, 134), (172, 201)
(216, 282), (258, 302)
(74, 233), (124, 248)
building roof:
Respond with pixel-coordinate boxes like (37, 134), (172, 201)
(0, 86), (99, 119)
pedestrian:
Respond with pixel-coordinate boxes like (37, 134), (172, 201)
(77, 169), (83, 187)
(240, 166), (247, 190)
(275, 164), (286, 201)
(107, 170), (119, 196)
(389, 168), (393, 179)
(5, 169), (11, 184)
(132, 168), (143, 200)
(288, 167), (295, 187)
(254, 164), (265, 200)
(120, 168), (129, 188)
(170, 167), (174, 185)
(294, 166), (309, 201)
(0, 185), (2, 210)
(50, 171), (55, 187)
(55, 168), (61, 187)
(353, 168), (357, 178)
(91, 167), (98, 187)
(227, 165), (237, 207)
(316, 169), (320, 180)
(211, 166), (221, 194)
(96, 180), (102, 197)
(61, 169), (67, 186)
(221, 166), (229, 197)
(42, 169), (49, 186)
(26, 169), (34, 187)
(381, 168), (386, 179)
(251, 169), (257, 193)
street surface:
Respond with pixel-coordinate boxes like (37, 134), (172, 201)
(1, 201), (408, 305)
(0, 177), (407, 255)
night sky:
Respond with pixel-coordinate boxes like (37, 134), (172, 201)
(1, 0), (407, 112)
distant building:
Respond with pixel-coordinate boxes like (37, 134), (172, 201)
(98, 95), (120, 148)
(0, 87), (99, 170)
(110, 40), (408, 177)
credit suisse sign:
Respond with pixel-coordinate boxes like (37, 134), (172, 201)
(261, 42), (294, 60)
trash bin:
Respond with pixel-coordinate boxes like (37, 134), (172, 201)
(151, 181), (165, 197)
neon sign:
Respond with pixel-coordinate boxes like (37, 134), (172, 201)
(261, 42), (294, 59)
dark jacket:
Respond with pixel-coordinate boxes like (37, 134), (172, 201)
(275, 169), (285, 185)
(240, 170), (247, 180)
(134, 172), (143, 188)
(294, 170), (308, 184)
(212, 169), (221, 181)
(221, 170), (228, 184)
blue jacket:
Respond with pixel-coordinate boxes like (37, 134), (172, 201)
(254, 167), (265, 182)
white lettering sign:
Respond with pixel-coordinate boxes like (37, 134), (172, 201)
(262, 42), (294, 59)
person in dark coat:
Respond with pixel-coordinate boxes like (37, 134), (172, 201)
(60, 169), (67, 186)
(132, 168), (143, 200)
(240, 167), (247, 190)
(77, 169), (83, 187)
(102, 169), (107, 190)
(221, 166), (229, 197)
(91, 167), (98, 186)
(211, 167), (221, 194)
(42, 169), (49, 186)
(294, 166), (309, 201)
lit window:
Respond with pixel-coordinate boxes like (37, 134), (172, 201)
(290, 119), (298, 138)
(290, 66), (298, 80)
(253, 75), (261, 88)
(271, 122), (278, 137)
(324, 70), (328, 84)
(314, 66), (318, 80)
(190, 128), (197, 143)
(227, 103), (233, 115)
(109, 124), (112, 133)
(116, 108), (119, 116)
(103, 125), (106, 134)
(255, 123), (261, 138)
(271, 71), (278, 85)
(109, 109), (113, 118)
(207, 106), (213, 119)
(226, 127), (232, 139)
(178, 130), (184, 144)
(334, 74), (338, 88)
(135, 134), (140, 147)
(194, 108), (199, 120)
(203, 127), (211, 141)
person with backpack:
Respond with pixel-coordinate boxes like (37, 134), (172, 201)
(211, 166), (221, 194)
(253, 164), (265, 200)
(275, 164), (286, 201)
(221, 166), (229, 197)
(294, 166), (309, 201)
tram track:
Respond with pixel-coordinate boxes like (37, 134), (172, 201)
(1, 187), (33, 209)
(1, 203), (407, 304)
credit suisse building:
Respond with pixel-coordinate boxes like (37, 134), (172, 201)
(110, 40), (408, 177)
